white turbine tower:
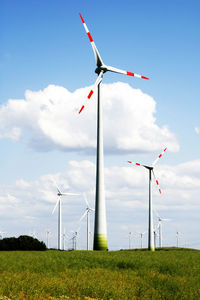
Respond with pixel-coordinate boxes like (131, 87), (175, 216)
(128, 148), (167, 251)
(153, 226), (158, 248)
(79, 193), (95, 250)
(71, 228), (80, 250)
(52, 184), (79, 250)
(46, 230), (52, 249)
(176, 231), (183, 248)
(138, 231), (146, 249)
(62, 229), (69, 250)
(128, 232), (135, 249)
(155, 211), (170, 248)
(79, 13), (149, 250)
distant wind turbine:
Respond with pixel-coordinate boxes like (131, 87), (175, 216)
(138, 231), (146, 249)
(52, 183), (79, 250)
(62, 229), (69, 250)
(176, 231), (183, 248)
(128, 232), (135, 249)
(71, 227), (81, 250)
(46, 230), (52, 249)
(0, 230), (6, 239)
(155, 211), (170, 248)
(79, 193), (95, 250)
(128, 148), (167, 251)
(78, 13), (149, 250)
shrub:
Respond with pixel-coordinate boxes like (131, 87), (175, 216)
(0, 235), (46, 251)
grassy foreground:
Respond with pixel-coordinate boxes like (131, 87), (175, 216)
(0, 248), (200, 299)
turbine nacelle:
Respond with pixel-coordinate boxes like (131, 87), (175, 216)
(143, 165), (153, 171)
(95, 65), (107, 74)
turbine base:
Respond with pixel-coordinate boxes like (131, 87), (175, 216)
(93, 234), (108, 250)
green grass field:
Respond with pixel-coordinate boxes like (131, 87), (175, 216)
(0, 248), (200, 299)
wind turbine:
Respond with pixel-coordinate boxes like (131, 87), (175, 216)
(71, 227), (80, 250)
(0, 230), (6, 239)
(176, 231), (183, 248)
(155, 211), (170, 248)
(52, 184), (79, 250)
(30, 229), (37, 239)
(128, 232), (135, 249)
(128, 147), (167, 251)
(79, 193), (95, 250)
(153, 226), (158, 248)
(138, 231), (146, 249)
(78, 13), (149, 250)
(62, 229), (69, 250)
(72, 231), (77, 250)
(46, 230), (52, 249)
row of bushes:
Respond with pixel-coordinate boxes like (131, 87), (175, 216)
(0, 235), (47, 250)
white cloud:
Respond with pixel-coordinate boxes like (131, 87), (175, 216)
(0, 83), (179, 154)
(0, 158), (200, 249)
(195, 127), (200, 135)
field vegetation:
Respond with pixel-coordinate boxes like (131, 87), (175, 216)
(0, 248), (199, 299)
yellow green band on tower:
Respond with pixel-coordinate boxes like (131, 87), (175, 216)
(93, 234), (108, 250)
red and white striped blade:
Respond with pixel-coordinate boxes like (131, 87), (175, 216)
(152, 170), (162, 194)
(127, 161), (143, 167)
(152, 147), (167, 167)
(106, 65), (149, 80)
(78, 71), (103, 114)
(79, 13), (103, 67)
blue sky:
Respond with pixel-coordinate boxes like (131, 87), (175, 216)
(0, 0), (200, 250)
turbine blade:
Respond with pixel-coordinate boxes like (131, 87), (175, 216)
(152, 170), (162, 194)
(127, 161), (143, 167)
(154, 209), (160, 218)
(83, 192), (89, 207)
(53, 181), (62, 195)
(79, 13), (103, 67)
(78, 71), (103, 114)
(106, 65), (149, 80)
(52, 198), (59, 214)
(152, 147), (167, 166)
(79, 210), (87, 222)
(62, 192), (80, 196)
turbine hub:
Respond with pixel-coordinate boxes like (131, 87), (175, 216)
(95, 66), (107, 74)
(144, 165), (153, 170)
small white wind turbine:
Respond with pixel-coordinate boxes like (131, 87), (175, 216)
(176, 231), (183, 248)
(70, 227), (80, 250)
(79, 193), (95, 250)
(153, 225), (158, 248)
(128, 148), (167, 251)
(30, 229), (37, 239)
(62, 229), (69, 251)
(46, 230), (52, 249)
(0, 230), (6, 239)
(52, 183), (79, 250)
(128, 232), (135, 249)
(79, 13), (149, 250)
(137, 231), (146, 249)
(155, 211), (170, 248)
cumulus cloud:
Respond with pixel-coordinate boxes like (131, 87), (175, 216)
(0, 158), (200, 248)
(1, 159), (200, 221)
(0, 83), (179, 154)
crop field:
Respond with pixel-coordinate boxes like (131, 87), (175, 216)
(0, 248), (200, 299)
